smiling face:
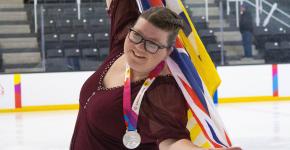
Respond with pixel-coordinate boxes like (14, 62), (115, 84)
(123, 18), (172, 74)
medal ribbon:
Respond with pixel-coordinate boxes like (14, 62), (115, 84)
(123, 61), (165, 131)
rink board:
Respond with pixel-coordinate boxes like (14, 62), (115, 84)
(1, 64), (290, 111)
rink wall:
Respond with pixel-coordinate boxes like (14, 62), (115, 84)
(1, 64), (290, 112)
(217, 64), (290, 103)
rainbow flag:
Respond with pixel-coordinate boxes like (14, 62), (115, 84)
(136, 0), (231, 148)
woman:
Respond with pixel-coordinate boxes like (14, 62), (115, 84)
(70, 0), (241, 149)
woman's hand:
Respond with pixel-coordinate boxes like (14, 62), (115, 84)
(106, 0), (112, 9)
(160, 139), (242, 150)
(210, 147), (242, 150)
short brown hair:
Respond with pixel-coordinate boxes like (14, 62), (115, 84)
(139, 7), (184, 47)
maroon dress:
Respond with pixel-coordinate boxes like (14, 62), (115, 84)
(70, 0), (190, 149)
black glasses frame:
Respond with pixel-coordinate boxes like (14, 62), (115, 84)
(128, 28), (170, 54)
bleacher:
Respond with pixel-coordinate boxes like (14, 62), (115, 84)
(253, 26), (290, 63)
(25, 0), (104, 3)
(0, 53), (2, 72)
(2, 0), (290, 73)
(26, 0), (109, 71)
(264, 41), (290, 63)
(40, 0), (222, 70)
(215, 0), (290, 64)
(0, 0), (223, 74)
(184, 4), (222, 65)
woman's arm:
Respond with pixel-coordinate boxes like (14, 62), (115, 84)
(160, 138), (242, 150)
(106, 0), (112, 9)
(105, 0), (139, 53)
(160, 139), (206, 150)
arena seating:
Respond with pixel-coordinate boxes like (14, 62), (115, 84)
(198, 29), (217, 47)
(206, 43), (225, 65)
(280, 41), (290, 50)
(0, 53), (3, 72)
(37, 2), (109, 71)
(271, 27), (290, 42)
(39, 1), (221, 71)
(45, 58), (68, 72)
(19, 0), (224, 72)
(253, 21), (290, 48)
(254, 27), (272, 50)
(190, 16), (208, 31)
(264, 41), (290, 63)
(25, 0), (105, 4)
(254, 26), (290, 63)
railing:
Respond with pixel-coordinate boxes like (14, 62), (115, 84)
(1, 0), (290, 74)
(205, 0), (209, 22)
(262, 0), (290, 21)
(33, 0), (89, 33)
(0, 1), (110, 73)
(226, 0), (290, 28)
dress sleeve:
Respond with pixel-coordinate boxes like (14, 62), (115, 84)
(107, 0), (140, 54)
(142, 79), (190, 144)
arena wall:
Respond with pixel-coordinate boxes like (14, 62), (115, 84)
(1, 64), (290, 112)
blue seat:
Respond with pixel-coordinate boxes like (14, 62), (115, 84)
(191, 16), (208, 30)
(79, 58), (102, 71)
(60, 33), (77, 48)
(46, 48), (64, 58)
(254, 27), (272, 50)
(44, 18), (57, 33)
(77, 33), (95, 48)
(0, 53), (3, 72)
(56, 19), (74, 33)
(264, 42), (284, 63)
(280, 41), (290, 50)
(45, 58), (69, 72)
(44, 34), (60, 49)
(64, 48), (81, 57)
(73, 19), (89, 32)
(206, 43), (224, 65)
(198, 29), (217, 46)
(82, 48), (99, 57)
(94, 32), (109, 48)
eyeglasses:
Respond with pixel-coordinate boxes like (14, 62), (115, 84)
(128, 28), (170, 54)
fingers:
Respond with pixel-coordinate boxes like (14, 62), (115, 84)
(226, 147), (242, 150)
(211, 147), (242, 150)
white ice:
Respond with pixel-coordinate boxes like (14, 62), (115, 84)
(0, 101), (290, 150)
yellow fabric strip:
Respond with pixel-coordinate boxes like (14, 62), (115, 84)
(177, 0), (221, 96)
(0, 104), (79, 113)
(189, 124), (202, 141)
(219, 96), (290, 103)
(201, 141), (212, 149)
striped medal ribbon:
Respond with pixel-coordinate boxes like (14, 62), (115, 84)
(122, 61), (165, 149)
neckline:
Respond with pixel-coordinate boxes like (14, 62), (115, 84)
(97, 52), (174, 91)
(97, 52), (147, 91)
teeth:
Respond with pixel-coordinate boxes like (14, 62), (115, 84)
(135, 53), (142, 57)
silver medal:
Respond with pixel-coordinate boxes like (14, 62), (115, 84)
(122, 130), (141, 149)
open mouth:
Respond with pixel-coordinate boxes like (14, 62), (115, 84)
(132, 50), (146, 59)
